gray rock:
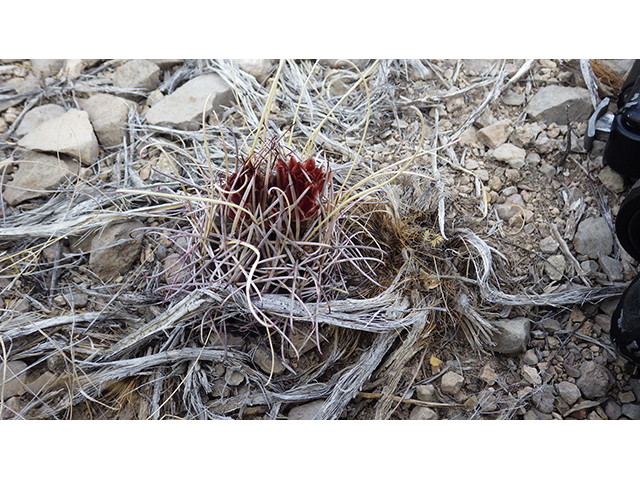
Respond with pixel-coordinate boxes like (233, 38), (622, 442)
(490, 143), (526, 169)
(544, 254), (566, 281)
(463, 59), (499, 76)
(415, 384), (439, 402)
(502, 89), (526, 106)
(477, 119), (512, 149)
(630, 378), (640, 400)
(488, 317), (530, 354)
(224, 369), (244, 386)
(145, 74), (233, 130)
(440, 371), (465, 396)
(17, 108), (99, 165)
(409, 406), (438, 420)
(598, 166), (625, 193)
(557, 381), (581, 405)
(532, 384), (556, 414)
(573, 217), (613, 260)
(594, 314), (611, 334)
(112, 59), (161, 91)
(521, 365), (541, 385)
(576, 361), (614, 399)
(509, 123), (543, 148)
(539, 236), (559, 254)
(287, 400), (325, 420)
(604, 398), (622, 420)
(89, 220), (145, 281)
(233, 59), (274, 83)
(525, 85), (593, 124)
(495, 193), (531, 221)
(2, 151), (80, 206)
(618, 390), (636, 404)
(24, 371), (57, 395)
(541, 318), (562, 334)
(253, 347), (286, 375)
(479, 364), (497, 385)
(29, 59), (64, 75)
(598, 255), (624, 282)
(79, 93), (137, 147)
(522, 349), (538, 365)
(621, 403), (640, 420)
(1, 360), (27, 400)
(15, 104), (65, 137)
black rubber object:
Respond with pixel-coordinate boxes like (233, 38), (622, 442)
(616, 179), (640, 262)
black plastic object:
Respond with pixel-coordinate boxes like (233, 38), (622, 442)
(611, 271), (640, 365)
(616, 178), (640, 262)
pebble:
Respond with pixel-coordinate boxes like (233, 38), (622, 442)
(573, 217), (613, 260)
(509, 123), (542, 148)
(15, 104), (65, 137)
(415, 384), (439, 402)
(24, 371), (57, 395)
(490, 143), (526, 169)
(594, 314), (611, 334)
(224, 369), (245, 386)
(457, 126), (478, 147)
(0, 396), (23, 420)
(522, 349), (538, 365)
(521, 365), (541, 385)
(532, 384), (556, 414)
(1, 360), (27, 400)
(233, 59), (274, 83)
(409, 406), (438, 420)
(525, 85), (593, 124)
(479, 364), (497, 385)
(576, 361), (614, 399)
(621, 403), (640, 420)
(2, 151), (80, 206)
(253, 347), (286, 375)
(112, 59), (161, 92)
(557, 381), (581, 405)
(89, 220), (145, 281)
(539, 236), (559, 254)
(440, 371), (465, 396)
(17, 108), (99, 165)
(598, 255), (624, 282)
(145, 74), (233, 130)
(629, 378), (640, 400)
(618, 390), (636, 404)
(476, 120), (512, 149)
(502, 89), (525, 106)
(604, 398), (622, 420)
(598, 166), (625, 193)
(79, 94), (138, 147)
(544, 255), (566, 281)
(488, 317), (530, 354)
(541, 318), (562, 334)
(287, 399), (324, 420)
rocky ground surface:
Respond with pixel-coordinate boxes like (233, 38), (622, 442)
(1, 58), (638, 420)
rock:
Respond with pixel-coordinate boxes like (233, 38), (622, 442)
(488, 317), (530, 354)
(495, 193), (532, 222)
(490, 143), (526, 169)
(1, 360), (27, 400)
(15, 104), (65, 137)
(0, 396), (23, 420)
(89, 220), (145, 281)
(557, 381), (581, 405)
(544, 255), (566, 281)
(525, 85), (593, 124)
(145, 74), (234, 130)
(29, 59), (64, 75)
(476, 120), (512, 149)
(458, 126), (478, 147)
(479, 364), (497, 385)
(2, 151), (80, 206)
(415, 384), (439, 402)
(463, 59), (499, 76)
(224, 369), (244, 386)
(233, 59), (274, 83)
(621, 403), (640, 420)
(522, 349), (538, 365)
(598, 166), (625, 194)
(287, 399), (324, 420)
(502, 89), (525, 106)
(532, 384), (556, 414)
(24, 371), (57, 395)
(409, 406), (438, 420)
(17, 108), (99, 165)
(594, 314), (611, 334)
(440, 371), (465, 396)
(604, 398), (622, 420)
(539, 236), (559, 254)
(619, 390), (636, 404)
(445, 90), (465, 113)
(521, 365), (541, 385)
(598, 256), (624, 282)
(541, 318), (562, 334)
(253, 347), (286, 375)
(576, 361), (614, 399)
(79, 93), (137, 147)
(573, 217), (613, 260)
(112, 59), (161, 92)
(630, 378), (640, 400)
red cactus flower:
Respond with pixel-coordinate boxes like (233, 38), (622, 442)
(275, 156), (330, 221)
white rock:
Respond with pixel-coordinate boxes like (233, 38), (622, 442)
(2, 151), (80, 206)
(89, 220), (145, 281)
(440, 371), (465, 396)
(1, 360), (27, 400)
(598, 165), (625, 193)
(287, 399), (325, 420)
(491, 143), (526, 169)
(233, 59), (274, 82)
(17, 108), (99, 165)
(79, 93), (137, 147)
(544, 254), (566, 281)
(112, 59), (161, 91)
(145, 74), (233, 130)
(15, 104), (65, 137)
(525, 85), (593, 125)
(489, 317), (530, 354)
(477, 120), (512, 149)
(410, 406), (438, 420)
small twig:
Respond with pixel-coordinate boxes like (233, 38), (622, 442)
(357, 391), (463, 409)
(549, 223), (591, 287)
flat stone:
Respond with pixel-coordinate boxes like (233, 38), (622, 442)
(415, 384), (439, 402)
(112, 59), (161, 91)
(287, 399), (324, 420)
(502, 89), (526, 106)
(525, 85), (593, 124)
(409, 406), (438, 420)
(490, 143), (526, 169)
(145, 74), (233, 130)
(598, 255), (624, 282)
(253, 347), (286, 375)
(604, 398), (622, 420)
(544, 254), (566, 281)
(619, 390), (636, 404)
(576, 361), (614, 400)
(522, 349), (538, 365)
(1, 360), (27, 400)
(479, 364), (497, 385)
(621, 403), (640, 420)
(440, 371), (465, 396)
(557, 381), (581, 405)
(79, 93), (137, 147)
(532, 384), (556, 414)
(539, 236), (559, 254)
(2, 151), (80, 206)
(458, 126), (478, 147)
(521, 365), (541, 385)
(24, 371), (57, 395)
(89, 220), (145, 281)
(477, 119), (512, 149)
(233, 59), (274, 83)
(541, 318), (562, 334)
(224, 369), (245, 386)
(29, 59), (64, 75)
(598, 166), (625, 194)
(15, 104), (65, 137)
(488, 317), (530, 354)
(17, 108), (99, 165)
(573, 217), (613, 260)
(463, 59), (499, 76)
